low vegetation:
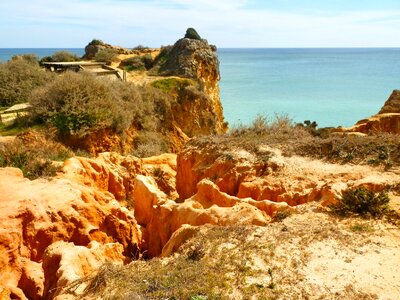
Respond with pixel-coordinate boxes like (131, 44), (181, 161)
(67, 212), (384, 299)
(88, 39), (105, 46)
(204, 114), (400, 168)
(0, 58), (54, 107)
(151, 77), (194, 93)
(26, 71), (176, 157)
(333, 187), (390, 218)
(120, 54), (153, 71)
(29, 72), (138, 137)
(94, 48), (119, 65)
(185, 27), (202, 40)
(40, 51), (81, 63)
(0, 132), (73, 179)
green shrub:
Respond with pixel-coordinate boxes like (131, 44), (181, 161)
(51, 51), (80, 62)
(185, 27), (202, 40)
(0, 134), (73, 179)
(151, 78), (194, 93)
(89, 39), (105, 46)
(333, 187), (390, 217)
(121, 55), (154, 71)
(94, 48), (119, 65)
(0, 59), (54, 106)
(29, 72), (138, 136)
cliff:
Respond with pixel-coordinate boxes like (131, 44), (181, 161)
(1, 135), (399, 298)
(158, 37), (227, 136)
(75, 33), (227, 155)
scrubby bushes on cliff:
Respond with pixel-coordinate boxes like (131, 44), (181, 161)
(40, 51), (80, 63)
(185, 27), (202, 40)
(29, 72), (138, 136)
(333, 187), (390, 217)
(94, 48), (119, 65)
(29, 72), (176, 156)
(120, 54), (153, 71)
(0, 132), (73, 179)
(0, 59), (54, 107)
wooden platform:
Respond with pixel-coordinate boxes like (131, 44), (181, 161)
(41, 62), (124, 80)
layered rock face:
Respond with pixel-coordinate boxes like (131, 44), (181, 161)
(159, 38), (227, 136)
(1, 140), (399, 298)
(379, 89), (400, 114)
(343, 90), (400, 134)
(77, 35), (227, 154)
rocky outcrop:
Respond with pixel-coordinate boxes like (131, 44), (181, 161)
(176, 139), (398, 207)
(379, 90), (400, 114)
(83, 42), (133, 60)
(159, 37), (227, 136)
(0, 152), (179, 299)
(1, 140), (398, 297)
(345, 113), (400, 134)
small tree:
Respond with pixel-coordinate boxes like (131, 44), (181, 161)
(184, 28), (201, 40)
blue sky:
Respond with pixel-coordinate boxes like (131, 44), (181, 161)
(1, 0), (400, 47)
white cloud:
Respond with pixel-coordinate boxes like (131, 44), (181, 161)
(1, 0), (400, 47)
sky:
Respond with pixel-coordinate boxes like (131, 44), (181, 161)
(1, 0), (400, 48)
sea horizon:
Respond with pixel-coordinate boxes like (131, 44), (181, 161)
(1, 47), (399, 128)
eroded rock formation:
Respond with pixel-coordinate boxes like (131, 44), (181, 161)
(159, 36), (227, 136)
(0, 141), (399, 298)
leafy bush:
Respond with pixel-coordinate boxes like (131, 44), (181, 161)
(29, 72), (139, 136)
(120, 54), (153, 71)
(185, 27), (202, 40)
(41, 51), (80, 63)
(0, 133), (73, 179)
(0, 59), (54, 107)
(52, 51), (80, 62)
(333, 187), (390, 217)
(122, 57), (145, 71)
(94, 48), (119, 65)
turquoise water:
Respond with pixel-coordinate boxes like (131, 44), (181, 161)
(219, 48), (400, 127)
(0, 48), (84, 62)
(1, 48), (400, 128)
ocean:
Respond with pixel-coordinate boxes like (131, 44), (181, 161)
(1, 48), (400, 128)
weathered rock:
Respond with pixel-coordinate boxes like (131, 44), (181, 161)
(83, 42), (133, 60)
(135, 175), (275, 257)
(176, 139), (399, 209)
(344, 113), (400, 134)
(42, 241), (125, 299)
(379, 90), (400, 114)
(159, 36), (227, 136)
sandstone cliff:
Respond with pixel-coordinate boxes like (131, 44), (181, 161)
(1, 136), (398, 298)
(157, 37), (227, 136)
(75, 33), (227, 155)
